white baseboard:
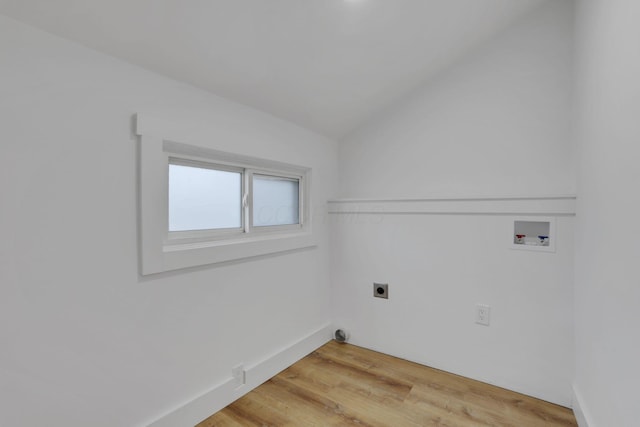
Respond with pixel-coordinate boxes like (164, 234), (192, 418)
(572, 384), (595, 427)
(147, 324), (333, 427)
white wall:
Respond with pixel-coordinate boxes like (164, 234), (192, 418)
(573, 0), (640, 425)
(0, 15), (337, 427)
(331, 211), (575, 405)
(332, 0), (576, 406)
(339, 0), (575, 199)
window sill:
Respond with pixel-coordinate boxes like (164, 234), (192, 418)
(145, 232), (316, 275)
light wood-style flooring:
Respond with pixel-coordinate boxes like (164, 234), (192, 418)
(197, 341), (577, 426)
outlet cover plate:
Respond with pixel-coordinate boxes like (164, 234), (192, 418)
(475, 304), (490, 326)
(232, 364), (246, 388)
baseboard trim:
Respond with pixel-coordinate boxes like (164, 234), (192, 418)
(147, 324), (333, 427)
(572, 384), (595, 427)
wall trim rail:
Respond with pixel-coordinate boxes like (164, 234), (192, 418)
(328, 195), (576, 216)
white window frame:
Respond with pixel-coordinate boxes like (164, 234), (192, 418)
(136, 115), (314, 275)
(168, 158), (246, 239)
(249, 171), (303, 232)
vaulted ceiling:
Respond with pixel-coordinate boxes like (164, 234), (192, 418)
(0, 0), (549, 139)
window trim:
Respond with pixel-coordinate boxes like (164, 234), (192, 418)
(136, 114), (314, 275)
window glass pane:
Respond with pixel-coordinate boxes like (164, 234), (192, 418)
(253, 175), (299, 227)
(169, 164), (241, 231)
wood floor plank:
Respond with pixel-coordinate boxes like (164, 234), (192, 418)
(197, 341), (577, 427)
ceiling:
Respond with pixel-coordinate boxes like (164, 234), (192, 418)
(0, 0), (549, 139)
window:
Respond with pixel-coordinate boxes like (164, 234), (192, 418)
(168, 161), (243, 232)
(252, 174), (300, 227)
(136, 113), (313, 275)
(167, 160), (303, 239)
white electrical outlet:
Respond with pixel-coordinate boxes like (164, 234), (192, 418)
(475, 304), (491, 326)
(232, 364), (246, 388)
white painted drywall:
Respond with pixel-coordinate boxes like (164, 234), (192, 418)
(339, 0), (575, 199)
(0, 14), (337, 427)
(331, 211), (575, 405)
(0, 0), (549, 139)
(332, 0), (576, 406)
(573, 0), (640, 425)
